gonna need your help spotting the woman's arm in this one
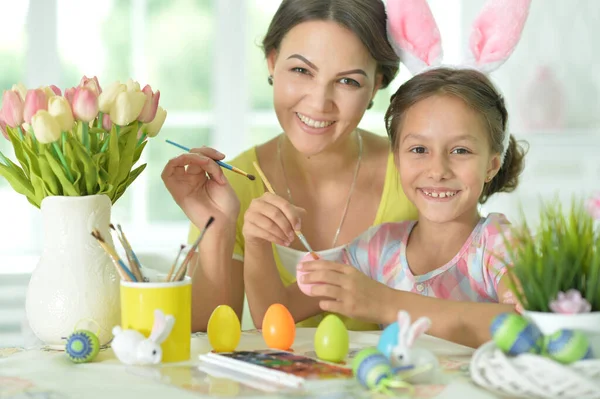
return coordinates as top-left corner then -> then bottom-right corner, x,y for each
187,223 -> 245,332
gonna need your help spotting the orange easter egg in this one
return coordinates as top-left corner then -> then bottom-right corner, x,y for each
262,303 -> 295,350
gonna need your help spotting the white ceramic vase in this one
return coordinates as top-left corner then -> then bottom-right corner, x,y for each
523,311 -> 600,357
25,194 -> 120,349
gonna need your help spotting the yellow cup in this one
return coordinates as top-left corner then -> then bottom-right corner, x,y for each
120,276 -> 191,363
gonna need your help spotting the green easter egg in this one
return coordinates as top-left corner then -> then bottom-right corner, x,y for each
490,313 -> 543,355
314,315 -> 349,363
66,330 -> 100,363
545,329 -> 593,364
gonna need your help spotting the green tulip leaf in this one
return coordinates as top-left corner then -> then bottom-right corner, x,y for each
44,149 -> 79,196
0,163 -> 36,201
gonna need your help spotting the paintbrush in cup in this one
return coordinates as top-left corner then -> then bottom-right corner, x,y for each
110,224 -> 144,282
165,244 -> 185,282
173,216 -> 215,282
91,229 -> 137,282
251,161 -> 319,260
165,139 -> 256,181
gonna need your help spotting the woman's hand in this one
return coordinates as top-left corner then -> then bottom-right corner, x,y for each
242,192 -> 306,247
162,147 -> 240,228
298,259 -> 394,324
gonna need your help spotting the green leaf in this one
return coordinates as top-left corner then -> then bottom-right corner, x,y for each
0,163 -> 37,203
6,128 -> 31,175
115,127 -> 137,187
71,138 -> 98,195
133,140 -> 147,165
63,140 -> 82,193
44,149 -> 79,196
37,154 -> 60,196
107,125 -> 120,186
113,163 -> 146,203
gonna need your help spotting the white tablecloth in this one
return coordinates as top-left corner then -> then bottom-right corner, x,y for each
0,329 -> 505,399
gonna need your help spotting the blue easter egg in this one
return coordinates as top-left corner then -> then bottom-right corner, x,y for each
377,322 -> 400,359
545,329 -> 593,364
490,313 -> 543,355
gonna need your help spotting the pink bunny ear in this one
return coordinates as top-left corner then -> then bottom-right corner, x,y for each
406,316 -> 432,348
466,0 -> 532,73
386,0 -> 443,75
149,309 -> 176,344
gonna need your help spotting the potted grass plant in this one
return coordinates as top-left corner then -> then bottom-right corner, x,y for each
0,77 -> 166,348
502,198 -> 600,355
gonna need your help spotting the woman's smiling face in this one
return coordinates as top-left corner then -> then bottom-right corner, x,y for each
268,20 -> 381,156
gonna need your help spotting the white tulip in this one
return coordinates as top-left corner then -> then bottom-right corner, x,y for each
98,81 -> 126,113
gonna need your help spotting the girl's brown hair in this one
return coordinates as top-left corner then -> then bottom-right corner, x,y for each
385,67 -> 526,204
262,0 -> 399,88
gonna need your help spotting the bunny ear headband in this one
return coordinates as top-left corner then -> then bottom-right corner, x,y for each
385,0 -> 532,164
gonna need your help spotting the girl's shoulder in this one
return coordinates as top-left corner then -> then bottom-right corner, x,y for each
479,213 -> 512,242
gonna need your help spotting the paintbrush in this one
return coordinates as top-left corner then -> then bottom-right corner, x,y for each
165,139 -> 256,181
252,161 -> 319,260
165,244 -> 185,282
174,216 -> 215,282
110,224 -> 144,282
91,229 -> 137,282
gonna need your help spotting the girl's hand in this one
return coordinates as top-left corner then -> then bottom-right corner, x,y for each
162,147 -> 240,228
298,260 -> 393,323
243,192 -> 306,247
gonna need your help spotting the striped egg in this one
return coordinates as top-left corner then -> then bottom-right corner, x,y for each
545,329 -> 593,364
352,348 -> 393,389
490,313 -> 543,355
66,330 -> 100,363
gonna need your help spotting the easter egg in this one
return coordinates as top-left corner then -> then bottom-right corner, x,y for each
314,314 -> 349,362
296,252 -> 321,296
545,329 -> 593,364
66,330 -> 100,363
490,313 -> 543,355
207,305 -> 241,352
377,322 -> 400,359
262,303 -> 295,350
352,348 -> 393,389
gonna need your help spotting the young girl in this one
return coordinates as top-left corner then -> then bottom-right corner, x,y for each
243,0 -> 531,348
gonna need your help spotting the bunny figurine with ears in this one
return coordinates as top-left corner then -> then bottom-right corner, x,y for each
111,309 -> 175,366
386,0 -> 531,164
390,311 -> 440,384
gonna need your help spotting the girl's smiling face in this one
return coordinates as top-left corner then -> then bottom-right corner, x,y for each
397,94 -> 501,224
267,20 -> 382,156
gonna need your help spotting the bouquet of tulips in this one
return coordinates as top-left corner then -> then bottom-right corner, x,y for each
0,76 -> 166,207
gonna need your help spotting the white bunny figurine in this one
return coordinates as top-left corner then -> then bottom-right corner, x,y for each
111,309 -> 175,365
390,310 -> 440,384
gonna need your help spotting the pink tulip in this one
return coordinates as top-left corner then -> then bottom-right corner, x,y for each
0,114 -> 8,140
1,89 -> 25,127
587,193 -> 600,220
72,86 -> 99,122
80,75 -> 102,95
64,87 -> 76,106
137,85 -> 160,123
23,89 -> 48,124
549,290 -> 592,314
102,112 -> 112,131
49,85 -> 62,96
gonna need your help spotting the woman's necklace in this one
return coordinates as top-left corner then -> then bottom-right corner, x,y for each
277,131 -> 363,249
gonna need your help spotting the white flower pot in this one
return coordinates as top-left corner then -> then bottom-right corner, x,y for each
25,195 -> 120,349
523,310 -> 600,357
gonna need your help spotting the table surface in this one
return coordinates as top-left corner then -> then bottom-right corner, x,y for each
0,328 -> 508,399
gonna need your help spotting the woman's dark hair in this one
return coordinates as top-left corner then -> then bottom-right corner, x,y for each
262,0 -> 399,88
384,67 -> 527,204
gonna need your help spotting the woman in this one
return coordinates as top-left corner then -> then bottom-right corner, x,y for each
162,0 -> 417,332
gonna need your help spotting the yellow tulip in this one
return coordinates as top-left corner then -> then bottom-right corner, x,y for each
109,91 -> 146,126
31,110 -> 61,144
143,106 -> 167,137
48,96 -> 74,132
98,81 -> 126,113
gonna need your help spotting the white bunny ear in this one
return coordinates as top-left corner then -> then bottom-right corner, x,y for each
386,0 -> 443,75
406,316 -> 432,348
464,0 -> 531,74
149,309 -> 176,344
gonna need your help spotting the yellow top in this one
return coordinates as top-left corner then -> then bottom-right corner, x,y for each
189,146 -> 418,330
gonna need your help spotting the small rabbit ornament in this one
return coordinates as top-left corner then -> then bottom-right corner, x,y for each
390,311 -> 440,384
112,309 -> 175,365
